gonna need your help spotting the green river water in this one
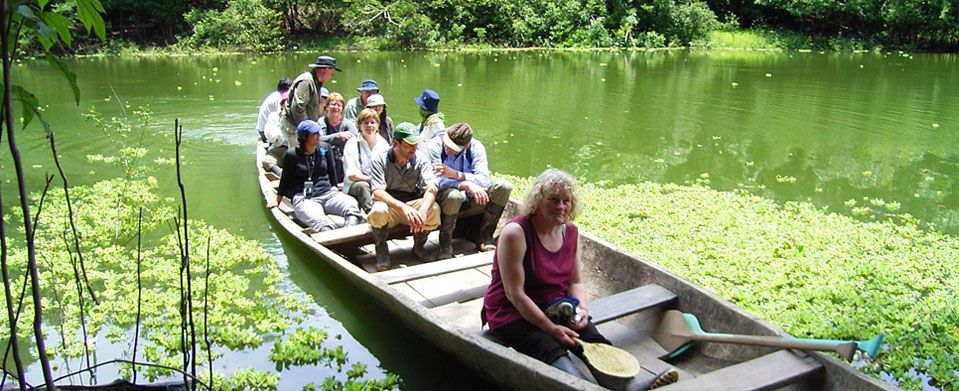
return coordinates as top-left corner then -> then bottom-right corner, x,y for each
4,50 -> 957,389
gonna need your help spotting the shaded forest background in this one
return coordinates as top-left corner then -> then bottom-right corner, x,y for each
33,0 -> 959,53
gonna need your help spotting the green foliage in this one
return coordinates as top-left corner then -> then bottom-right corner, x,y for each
504,174 -> 959,390
183,0 -> 286,52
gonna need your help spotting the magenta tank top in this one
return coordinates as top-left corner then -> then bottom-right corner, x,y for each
482,215 -> 578,331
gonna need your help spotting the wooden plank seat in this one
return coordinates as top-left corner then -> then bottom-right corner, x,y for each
655,350 -> 824,391
378,251 -> 494,284
590,284 -> 678,325
311,208 -> 485,247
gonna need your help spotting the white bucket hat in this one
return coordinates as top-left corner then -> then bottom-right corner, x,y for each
366,94 -> 387,107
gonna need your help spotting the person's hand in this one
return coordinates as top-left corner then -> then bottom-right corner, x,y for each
571,306 -> 589,331
462,182 -> 489,205
549,324 -> 579,347
403,204 -> 425,233
338,132 -> 354,141
432,162 -> 458,179
266,201 -> 278,209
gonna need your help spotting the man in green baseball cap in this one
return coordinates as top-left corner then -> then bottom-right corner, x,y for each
366,122 -> 440,271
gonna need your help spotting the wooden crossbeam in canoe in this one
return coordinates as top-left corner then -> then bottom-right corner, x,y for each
655,350 -> 823,391
590,284 -> 678,325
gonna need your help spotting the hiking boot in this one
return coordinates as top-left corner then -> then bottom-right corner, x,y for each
475,203 -> 505,251
437,213 -> 458,260
411,232 -> 432,261
372,227 -> 391,271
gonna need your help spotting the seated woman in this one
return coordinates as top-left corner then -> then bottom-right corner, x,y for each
343,108 -> 391,213
482,169 -> 677,390
365,93 -> 393,143
320,92 -> 358,185
268,120 -> 364,232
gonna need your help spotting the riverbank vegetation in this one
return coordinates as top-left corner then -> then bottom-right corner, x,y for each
503,175 -> 957,390
35,0 -> 958,54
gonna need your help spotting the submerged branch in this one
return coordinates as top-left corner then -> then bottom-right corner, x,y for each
174,119 -> 198,390
0,185 -> 26,389
133,207 -> 143,384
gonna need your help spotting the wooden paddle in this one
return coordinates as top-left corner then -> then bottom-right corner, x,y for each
573,337 -> 640,379
654,310 -> 884,362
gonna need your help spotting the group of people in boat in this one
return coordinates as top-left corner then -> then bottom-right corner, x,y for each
258,54 -> 512,273
257,54 -> 677,390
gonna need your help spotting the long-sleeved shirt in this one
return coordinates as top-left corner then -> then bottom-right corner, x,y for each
256,90 -> 282,134
277,143 -> 338,199
425,136 -> 491,190
342,134 -> 390,191
281,71 -> 324,149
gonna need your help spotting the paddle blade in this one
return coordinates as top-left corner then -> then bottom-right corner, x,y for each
858,334 -> 884,359
576,339 -> 641,378
653,310 -> 696,357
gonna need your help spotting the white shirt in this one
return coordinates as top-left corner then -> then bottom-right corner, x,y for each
256,91 -> 283,134
263,111 -> 282,144
343,134 -> 390,191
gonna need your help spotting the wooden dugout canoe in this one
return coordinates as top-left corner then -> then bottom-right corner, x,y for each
255,142 -> 895,390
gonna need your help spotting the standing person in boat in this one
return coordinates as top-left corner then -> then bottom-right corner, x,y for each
267,120 -> 364,232
261,89 -> 289,158
256,77 -> 291,143
319,92 -> 358,185
365,93 -> 393,143
265,54 -> 340,174
481,169 -> 677,390
368,122 -> 441,271
343,108 -> 390,213
426,123 -> 512,259
414,89 -> 446,147
343,79 -> 379,122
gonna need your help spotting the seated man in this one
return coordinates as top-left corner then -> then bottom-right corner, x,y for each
343,79 -> 379,122
368,123 -> 441,271
426,123 -> 512,259
256,77 -> 291,142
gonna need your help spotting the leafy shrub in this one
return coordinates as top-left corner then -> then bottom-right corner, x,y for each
183,0 -> 286,52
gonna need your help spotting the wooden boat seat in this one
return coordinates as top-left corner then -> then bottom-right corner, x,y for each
655,350 -> 823,391
377,251 -> 494,284
312,208 -> 485,247
590,284 -> 678,325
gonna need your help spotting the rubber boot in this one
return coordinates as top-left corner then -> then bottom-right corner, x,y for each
437,214 -> 458,260
372,227 -> 391,271
268,164 -> 283,177
475,203 -> 506,251
411,232 -> 431,261
344,214 -> 364,227
550,355 -> 586,379
616,368 -> 679,391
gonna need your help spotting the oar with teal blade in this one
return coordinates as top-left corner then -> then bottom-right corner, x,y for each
654,310 -> 884,362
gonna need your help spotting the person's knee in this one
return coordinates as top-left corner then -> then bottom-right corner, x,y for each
440,189 -> 466,214
489,179 -> 513,205
367,202 -> 390,228
424,203 -> 441,231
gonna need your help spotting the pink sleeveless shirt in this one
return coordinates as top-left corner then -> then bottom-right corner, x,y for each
482,215 -> 578,331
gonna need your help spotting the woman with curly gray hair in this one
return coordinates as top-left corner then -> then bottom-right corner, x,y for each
482,168 -> 676,390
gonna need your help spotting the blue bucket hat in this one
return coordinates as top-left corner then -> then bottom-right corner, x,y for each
357,80 -> 379,92
296,120 -> 325,138
414,89 -> 440,113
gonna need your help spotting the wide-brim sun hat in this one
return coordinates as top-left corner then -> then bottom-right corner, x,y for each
308,55 -> 342,71
414,89 -> 440,113
357,79 -> 379,92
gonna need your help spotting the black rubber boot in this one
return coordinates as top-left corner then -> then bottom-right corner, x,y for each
476,203 -> 506,251
411,232 -> 431,261
437,213 -> 458,259
372,227 -> 391,271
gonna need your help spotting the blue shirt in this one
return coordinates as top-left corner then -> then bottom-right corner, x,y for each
425,137 -> 491,190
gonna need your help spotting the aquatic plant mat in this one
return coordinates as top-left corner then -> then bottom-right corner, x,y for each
0,177 -> 399,390
503,175 -> 957,390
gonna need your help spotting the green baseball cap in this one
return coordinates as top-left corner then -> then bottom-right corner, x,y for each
393,122 -> 421,145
